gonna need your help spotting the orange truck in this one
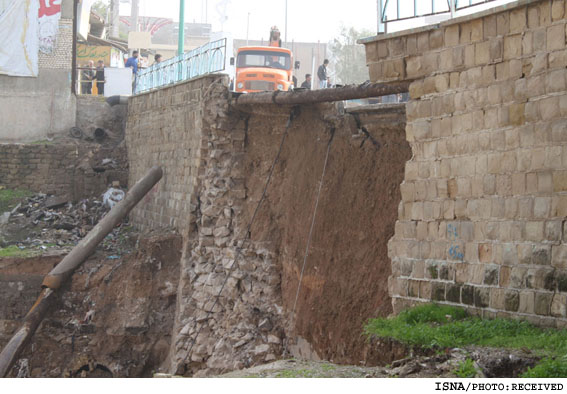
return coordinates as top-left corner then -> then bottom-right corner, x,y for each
234,27 -> 298,93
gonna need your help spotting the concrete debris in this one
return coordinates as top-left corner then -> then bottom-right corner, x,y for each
0,191 -> 133,255
44,196 -> 69,210
15,358 -> 29,378
0,212 -> 10,225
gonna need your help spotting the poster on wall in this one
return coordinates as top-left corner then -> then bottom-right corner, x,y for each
38,0 -> 62,54
0,0 -> 39,77
77,44 -> 112,66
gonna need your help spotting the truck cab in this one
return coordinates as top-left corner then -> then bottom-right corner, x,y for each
234,46 -> 294,92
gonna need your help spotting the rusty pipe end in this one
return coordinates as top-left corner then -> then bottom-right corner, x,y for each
42,274 -> 63,290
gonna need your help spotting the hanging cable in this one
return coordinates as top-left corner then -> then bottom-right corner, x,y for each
291,126 -> 336,318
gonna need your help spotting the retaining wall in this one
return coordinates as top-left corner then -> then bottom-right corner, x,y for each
0,143 -> 127,201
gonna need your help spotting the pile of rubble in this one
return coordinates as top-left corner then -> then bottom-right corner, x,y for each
0,190 -> 134,255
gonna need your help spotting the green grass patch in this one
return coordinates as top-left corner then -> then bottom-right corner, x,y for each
0,188 -> 32,213
275,369 -> 316,378
365,304 -> 567,355
365,303 -> 567,378
454,359 -> 477,378
320,363 -> 336,372
0,245 -> 40,258
521,357 -> 567,378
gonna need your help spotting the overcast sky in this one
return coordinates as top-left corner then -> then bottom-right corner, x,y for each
118,0 -> 517,43
120,0 -> 379,43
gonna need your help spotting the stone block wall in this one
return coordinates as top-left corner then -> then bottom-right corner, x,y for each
363,0 -> 567,326
0,144 -> 84,196
0,143 -> 127,201
125,76 -> 220,232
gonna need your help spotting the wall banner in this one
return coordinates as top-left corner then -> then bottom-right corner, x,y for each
0,0 -> 39,77
38,0 -> 62,54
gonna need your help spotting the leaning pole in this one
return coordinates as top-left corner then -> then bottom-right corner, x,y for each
0,166 -> 163,378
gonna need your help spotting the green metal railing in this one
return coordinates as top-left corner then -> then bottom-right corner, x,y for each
134,38 -> 227,95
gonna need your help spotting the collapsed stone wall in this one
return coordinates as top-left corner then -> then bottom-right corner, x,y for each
127,76 -> 286,376
126,75 -> 409,375
0,143 -> 127,202
363,0 -> 567,326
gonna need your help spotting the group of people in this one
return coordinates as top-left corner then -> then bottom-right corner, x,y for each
80,51 -> 163,95
299,59 -> 331,90
80,60 -> 105,95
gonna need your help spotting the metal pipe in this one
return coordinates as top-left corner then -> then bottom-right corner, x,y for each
106,95 -> 129,106
233,81 -> 410,106
0,166 -> 164,377
42,166 -> 163,290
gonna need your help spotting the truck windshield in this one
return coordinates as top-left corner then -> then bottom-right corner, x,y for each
237,50 -> 291,70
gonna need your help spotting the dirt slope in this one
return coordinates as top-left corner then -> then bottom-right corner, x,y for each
239,103 -> 410,364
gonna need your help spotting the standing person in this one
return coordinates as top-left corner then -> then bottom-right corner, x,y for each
125,50 -> 139,72
95,60 -> 105,96
81,61 -> 94,95
301,74 -> 312,89
125,50 -> 139,92
154,53 -> 162,64
317,59 -> 329,89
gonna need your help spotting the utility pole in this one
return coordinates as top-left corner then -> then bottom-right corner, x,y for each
246,12 -> 250,46
130,0 -> 139,33
110,0 -> 119,38
178,0 -> 185,55
284,0 -> 288,46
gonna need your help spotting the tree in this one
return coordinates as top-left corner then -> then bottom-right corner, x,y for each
92,0 -> 109,19
329,26 -> 374,85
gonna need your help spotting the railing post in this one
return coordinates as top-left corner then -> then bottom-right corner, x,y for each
178,0 -> 185,80
378,0 -> 385,34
